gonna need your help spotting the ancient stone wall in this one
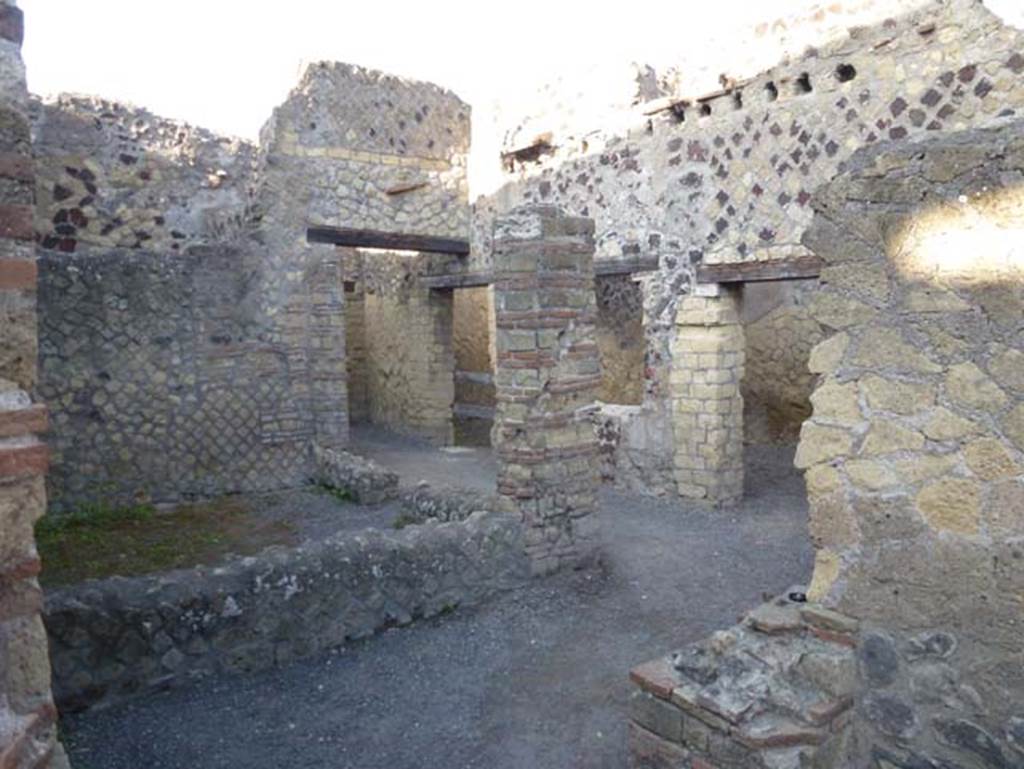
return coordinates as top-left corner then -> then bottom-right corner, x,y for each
245,61 -> 474,446
254,61 -> 471,266
45,509 -> 528,712
670,290 -> 746,504
794,119 -> 1024,768
32,58 -> 478,509
595,274 -> 644,405
492,206 -> 601,575
37,245 -> 318,511
313,443 -> 398,505
0,3 -> 62,766
344,279 -> 370,423
359,252 -> 455,444
628,592 -> 858,769
31,95 -> 255,255
741,280 -> 823,445
452,286 -> 496,443
479,0 -> 1024,495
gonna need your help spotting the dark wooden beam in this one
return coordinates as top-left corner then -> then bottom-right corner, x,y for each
421,271 -> 493,289
594,255 -> 660,277
307,226 -> 470,256
695,256 -> 824,284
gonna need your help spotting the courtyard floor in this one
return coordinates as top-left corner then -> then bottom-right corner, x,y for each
59,445 -> 812,769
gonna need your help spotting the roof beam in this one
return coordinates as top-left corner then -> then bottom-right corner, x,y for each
307,226 -> 470,256
695,256 -> 824,284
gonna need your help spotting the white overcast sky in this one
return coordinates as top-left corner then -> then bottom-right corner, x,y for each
18,0 -> 1024,192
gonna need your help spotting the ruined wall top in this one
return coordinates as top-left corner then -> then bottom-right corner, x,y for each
485,0 -> 1024,280
260,61 -> 470,163
253,60 -> 472,255
496,0 -> 943,156
31,94 -> 257,253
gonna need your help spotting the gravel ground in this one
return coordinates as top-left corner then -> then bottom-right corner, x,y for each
350,422 -> 498,493
61,445 -> 812,769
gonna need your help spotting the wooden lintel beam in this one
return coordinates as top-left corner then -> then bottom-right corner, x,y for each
307,226 -> 470,256
594,255 -> 660,277
695,255 -> 824,284
421,271 -> 493,290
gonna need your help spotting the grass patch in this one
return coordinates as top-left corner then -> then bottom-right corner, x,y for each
36,496 -> 299,588
313,482 -> 356,504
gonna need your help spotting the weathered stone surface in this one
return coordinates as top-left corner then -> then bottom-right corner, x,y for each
0,7 -> 61,764
804,464 -> 842,496
904,632 -> 957,661
806,549 -> 840,603
794,423 -> 853,469
628,722 -> 689,769
963,438 -> 1018,481
630,690 -> 685,743
945,362 -> 1008,413
809,292 -> 879,329
45,509 -> 529,711
922,407 -> 981,442
986,480 -> 1024,537
670,291 -> 745,504
808,333 -> 849,375
859,376 -> 934,416
492,206 -> 600,574
845,459 -> 898,491
859,633 -> 900,687
355,251 -> 457,445
934,718 -> 1014,768
314,444 -> 399,505
859,421 -> 925,456
38,247 -> 333,511
631,656 -> 682,700
795,117 -> 1024,769
810,379 -> 862,426
851,329 -> 941,375
401,482 -> 497,524
916,478 -> 981,535
892,454 -> 960,484
800,606 -> 859,635
1004,403 -> 1024,452
748,603 -> 802,634
862,693 -> 918,740
632,592 -> 858,769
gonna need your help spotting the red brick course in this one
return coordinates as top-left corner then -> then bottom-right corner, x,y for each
0,204 -> 34,241
0,443 -> 48,479
0,405 -> 47,438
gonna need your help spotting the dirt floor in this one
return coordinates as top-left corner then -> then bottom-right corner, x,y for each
59,444 -> 812,769
36,487 -> 404,588
350,422 -> 498,493
36,424 -> 465,587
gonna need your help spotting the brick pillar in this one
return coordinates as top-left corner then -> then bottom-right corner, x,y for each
0,3 -> 64,767
305,248 -> 349,449
492,206 -> 601,575
670,288 -> 745,504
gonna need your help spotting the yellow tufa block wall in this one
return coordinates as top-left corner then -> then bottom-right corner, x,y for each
670,292 -> 746,503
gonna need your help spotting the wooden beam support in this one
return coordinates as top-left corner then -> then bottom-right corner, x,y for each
307,226 -> 470,256
695,256 -> 824,284
421,256 -> 660,289
594,255 -> 660,277
421,271 -> 493,289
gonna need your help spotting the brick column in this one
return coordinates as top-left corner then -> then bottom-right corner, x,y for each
670,288 -> 745,504
305,248 -> 349,450
492,206 -> 601,576
0,3 -> 64,767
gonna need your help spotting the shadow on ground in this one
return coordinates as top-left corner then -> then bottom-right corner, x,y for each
61,445 -> 811,769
